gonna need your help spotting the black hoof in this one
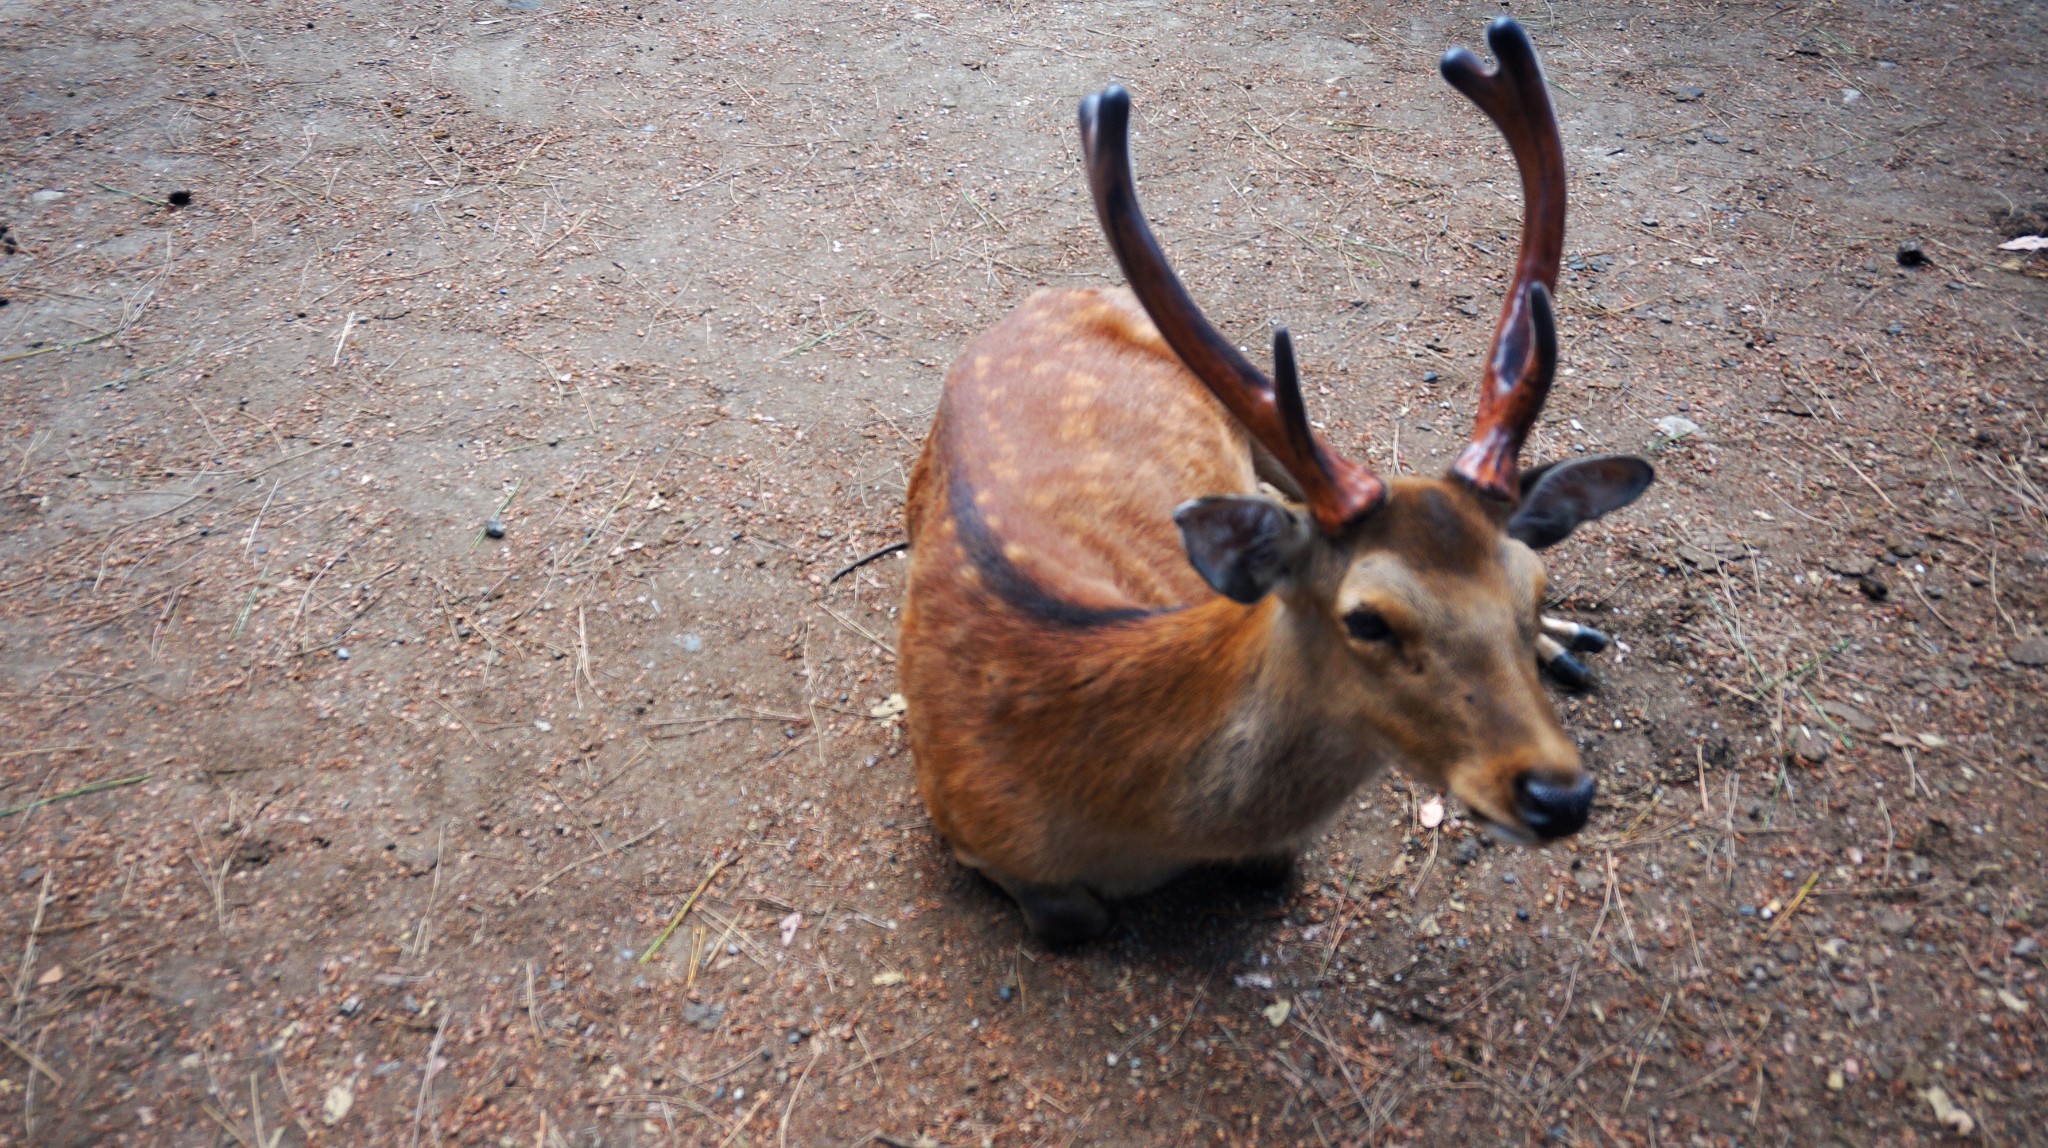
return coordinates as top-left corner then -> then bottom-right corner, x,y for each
1542,648 -> 1591,689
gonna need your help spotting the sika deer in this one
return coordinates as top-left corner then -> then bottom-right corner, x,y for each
898,18 -> 1653,942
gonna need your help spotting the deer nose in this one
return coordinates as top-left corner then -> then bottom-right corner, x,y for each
1514,771 -> 1595,839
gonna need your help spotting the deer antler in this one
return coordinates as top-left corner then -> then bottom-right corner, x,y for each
1441,17 -> 1567,504
1077,86 -> 1385,535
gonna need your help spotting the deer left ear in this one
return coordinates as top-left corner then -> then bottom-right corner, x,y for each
1508,455 -> 1655,549
1175,495 -> 1312,604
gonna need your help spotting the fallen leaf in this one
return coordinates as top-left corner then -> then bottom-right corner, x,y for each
779,911 -> 803,947
1418,795 -> 1445,829
35,965 -> 62,986
1233,972 -> 1274,990
1999,234 -> 2047,251
1997,988 -> 2029,1014
322,1080 -> 355,1126
1919,1085 -> 1974,1136
871,971 -> 905,986
869,694 -> 907,719
1262,999 -> 1292,1027
1915,731 -> 1948,748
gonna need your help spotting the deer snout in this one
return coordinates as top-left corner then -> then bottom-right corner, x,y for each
1513,770 -> 1595,840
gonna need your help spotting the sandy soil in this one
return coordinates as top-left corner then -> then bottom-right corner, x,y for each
0,1 -> 2044,1144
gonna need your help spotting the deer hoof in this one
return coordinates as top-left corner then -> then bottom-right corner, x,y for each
1536,633 -> 1593,689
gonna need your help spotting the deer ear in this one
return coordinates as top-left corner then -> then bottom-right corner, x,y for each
1174,495 -> 1312,603
1508,455 -> 1655,549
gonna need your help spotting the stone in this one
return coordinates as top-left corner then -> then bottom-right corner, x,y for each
682,1001 -> 726,1031
1823,554 -> 1874,577
1877,908 -> 1918,936
1791,727 -> 1832,764
1818,701 -> 1880,734
1655,414 -> 1700,441
1672,85 -> 1706,102
1677,529 -> 1744,572
2007,638 -> 2048,667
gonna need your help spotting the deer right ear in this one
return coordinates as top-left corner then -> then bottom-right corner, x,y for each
1174,495 -> 1312,604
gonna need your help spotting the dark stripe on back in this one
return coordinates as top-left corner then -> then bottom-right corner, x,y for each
949,470 -> 1157,629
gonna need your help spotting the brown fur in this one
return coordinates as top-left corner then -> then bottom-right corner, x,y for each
901,287 -> 1584,901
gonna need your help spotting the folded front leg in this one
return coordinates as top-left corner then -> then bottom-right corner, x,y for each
1537,616 -> 1611,688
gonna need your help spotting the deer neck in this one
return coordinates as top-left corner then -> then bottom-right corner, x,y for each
1151,590 -> 1391,851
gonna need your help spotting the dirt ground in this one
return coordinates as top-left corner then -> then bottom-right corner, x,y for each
1,0 -> 2044,1144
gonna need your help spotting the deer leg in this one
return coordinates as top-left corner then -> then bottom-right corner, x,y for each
984,871 -> 1114,946
1542,616 -> 1610,652
1229,848 -> 1300,890
1537,617 -> 1610,689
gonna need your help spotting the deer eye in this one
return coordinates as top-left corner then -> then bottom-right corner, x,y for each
1345,608 -> 1395,643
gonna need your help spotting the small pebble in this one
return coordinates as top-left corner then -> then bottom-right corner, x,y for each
167,190 -> 193,207
1515,908 -> 1530,922
1896,241 -> 1929,268
997,984 -> 1015,1002
1739,905 -> 1757,917
335,647 -> 350,660
484,518 -> 507,539
1422,371 -> 1439,383
1790,727 -> 1830,764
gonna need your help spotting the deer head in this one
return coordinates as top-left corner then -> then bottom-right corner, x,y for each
1076,19 -> 1653,841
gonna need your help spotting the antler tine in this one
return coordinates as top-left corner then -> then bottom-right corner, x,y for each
1441,17 -> 1568,503
1077,86 -> 1384,535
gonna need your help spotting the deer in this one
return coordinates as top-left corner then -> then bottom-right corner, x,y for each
896,18 -> 1654,943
